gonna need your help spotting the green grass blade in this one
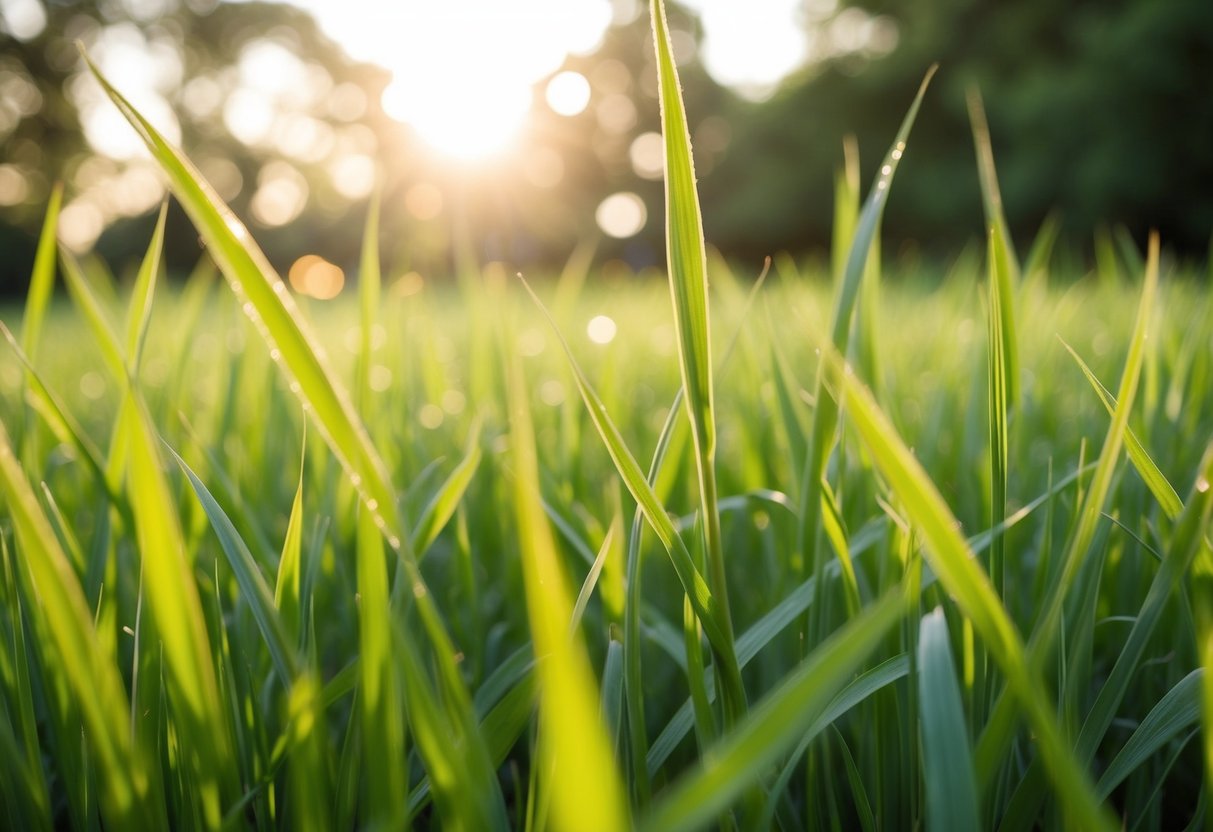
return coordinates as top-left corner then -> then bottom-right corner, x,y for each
168,444 -> 299,684
650,0 -> 742,727
639,589 -> 904,832
59,248 -> 126,384
968,86 -> 1020,405
0,421 -> 152,830
275,438 -> 306,648
82,48 -> 403,547
409,421 -> 482,558
20,182 -> 62,363
355,191 -> 380,412
1061,340 -> 1183,519
505,332 -> 630,832
1096,669 -> 1204,799
520,277 -> 746,723
124,201 -> 167,374
818,344 -> 1115,831
918,608 -> 980,832
975,233 -> 1161,789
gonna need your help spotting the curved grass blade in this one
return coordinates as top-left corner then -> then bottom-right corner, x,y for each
818,344 -> 1115,832
639,589 -> 904,832
1096,669 -> 1203,798
125,201 -> 167,374
354,190 -> 380,413
167,444 -> 299,684
275,436 -> 306,648
798,65 -> 936,645
1061,340 -> 1182,519
20,182 -> 62,362
409,420 -> 482,558
918,608 -> 980,832
81,48 -> 402,547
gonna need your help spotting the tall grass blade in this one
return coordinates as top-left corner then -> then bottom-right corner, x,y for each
124,201 -> 167,373
918,608 -> 980,832
650,0 -> 742,726
505,330 -> 630,832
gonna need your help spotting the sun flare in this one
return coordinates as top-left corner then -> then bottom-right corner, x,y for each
299,0 -> 612,160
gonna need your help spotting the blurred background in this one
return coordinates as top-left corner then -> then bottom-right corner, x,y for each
1,0 -> 1210,295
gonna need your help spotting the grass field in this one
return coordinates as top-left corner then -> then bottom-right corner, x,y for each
1,2 -> 1212,830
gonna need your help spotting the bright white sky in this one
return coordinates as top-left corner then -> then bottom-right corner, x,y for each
287,0 -> 814,158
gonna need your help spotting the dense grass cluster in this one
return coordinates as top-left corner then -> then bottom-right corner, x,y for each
2,2 -> 1212,829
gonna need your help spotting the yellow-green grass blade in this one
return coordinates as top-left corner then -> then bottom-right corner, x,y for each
409,419 -> 482,558
275,438 -> 306,648
59,248 -> 126,385
355,506 -> 406,828
1188,446 -> 1213,807
506,336 -> 630,832
987,225 -> 1011,598
82,48 -> 402,547
975,233 -> 1160,789
638,589 -> 904,832
20,182 -> 62,364
520,277 -> 746,723
1061,340 -> 1183,519
168,444 -> 299,684
918,608 -> 980,832
571,526 -> 615,636
354,190 -> 380,413
124,201 -> 167,374
0,322 -> 119,508
818,345 -> 1115,832
968,86 -> 1020,405
0,421 -> 154,830
283,674 -> 332,832
123,396 -> 236,828
650,0 -> 741,726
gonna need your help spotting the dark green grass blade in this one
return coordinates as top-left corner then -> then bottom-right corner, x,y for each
639,590 -> 904,832
918,608 -> 980,832
818,344 -> 1115,832
1096,669 -> 1204,798
168,445 -> 299,683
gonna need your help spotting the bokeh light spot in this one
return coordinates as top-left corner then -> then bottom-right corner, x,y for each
595,192 -> 646,238
288,254 -> 346,300
546,70 -> 591,116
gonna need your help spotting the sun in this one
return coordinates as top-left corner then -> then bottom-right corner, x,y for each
297,0 -> 613,161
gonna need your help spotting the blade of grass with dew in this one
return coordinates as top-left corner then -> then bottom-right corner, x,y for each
638,588 -> 904,832
81,49 -> 402,548
520,277 -> 746,733
0,420 -> 155,830
968,86 -> 1020,405
167,444 -> 299,684
1061,340 -> 1182,519
817,344 -> 1115,832
974,233 -> 1160,791
650,0 -> 742,727
797,65 -> 936,642
505,332 -> 630,832
1095,668 -> 1204,799
917,607 -> 980,832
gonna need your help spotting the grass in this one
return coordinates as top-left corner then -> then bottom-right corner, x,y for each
1,1 -> 1211,828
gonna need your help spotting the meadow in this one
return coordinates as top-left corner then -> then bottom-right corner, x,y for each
1,2 -> 1212,830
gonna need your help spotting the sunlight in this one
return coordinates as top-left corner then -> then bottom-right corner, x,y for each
299,0 -> 612,160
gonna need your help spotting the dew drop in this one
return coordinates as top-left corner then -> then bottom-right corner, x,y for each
1197,476 -> 1210,494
